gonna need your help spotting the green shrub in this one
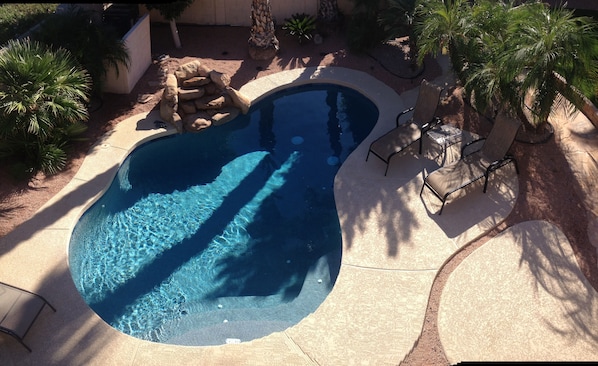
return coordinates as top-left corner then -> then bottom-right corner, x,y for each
346,0 -> 389,53
0,39 -> 91,177
32,7 -> 129,97
0,3 -> 58,45
283,13 -> 317,44
347,12 -> 388,53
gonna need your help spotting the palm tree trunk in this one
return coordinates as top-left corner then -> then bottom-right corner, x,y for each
318,0 -> 339,22
553,72 -> 598,130
169,19 -> 182,49
248,0 -> 279,60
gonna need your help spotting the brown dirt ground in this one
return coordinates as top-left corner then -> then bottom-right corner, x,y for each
1,24 -> 596,365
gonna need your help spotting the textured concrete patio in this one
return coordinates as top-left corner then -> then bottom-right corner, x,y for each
3,65 -> 593,365
439,220 -> 598,362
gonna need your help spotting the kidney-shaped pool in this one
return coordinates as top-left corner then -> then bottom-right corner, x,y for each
69,83 -> 378,346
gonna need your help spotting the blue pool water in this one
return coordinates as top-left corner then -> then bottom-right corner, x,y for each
69,83 -> 378,345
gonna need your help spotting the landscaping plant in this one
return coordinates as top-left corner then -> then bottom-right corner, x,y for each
282,13 -> 317,44
0,3 -> 58,45
414,0 -> 598,133
32,7 -> 129,97
0,39 -> 91,177
145,1 -> 194,49
347,0 -> 390,53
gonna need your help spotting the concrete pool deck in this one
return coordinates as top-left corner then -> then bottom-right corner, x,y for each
0,65 -> 596,364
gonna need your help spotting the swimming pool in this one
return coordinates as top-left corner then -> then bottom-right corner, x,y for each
69,83 -> 378,345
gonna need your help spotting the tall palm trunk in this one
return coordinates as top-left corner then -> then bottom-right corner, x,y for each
169,19 -> 182,49
248,0 -> 279,60
318,0 -> 339,22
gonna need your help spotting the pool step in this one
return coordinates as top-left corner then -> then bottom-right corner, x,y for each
159,255 -> 336,345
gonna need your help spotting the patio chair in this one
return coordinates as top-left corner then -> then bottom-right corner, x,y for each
0,281 -> 56,352
420,112 -> 521,215
366,79 -> 444,175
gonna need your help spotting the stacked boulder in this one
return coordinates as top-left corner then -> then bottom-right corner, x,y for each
159,60 -> 251,133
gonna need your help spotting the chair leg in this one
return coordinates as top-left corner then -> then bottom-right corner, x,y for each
438,201 -> 446,215
17,338 -> 32,353
482,172 -> 489,193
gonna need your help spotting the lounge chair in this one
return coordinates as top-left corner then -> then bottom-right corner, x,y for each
366,79 -> 444,175
420,112 -> 521,215
0,281 -> 56,352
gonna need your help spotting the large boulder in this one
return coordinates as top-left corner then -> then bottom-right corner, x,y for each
182,76 -> 211,87
178,87 -> 205,101
210,107 -> 240,126
163,74 -> 178,103
226,87 -> 251,114
159,96 -> 176,122
179,100 -> 197,115
194,94 -> 230,110
196,63 -> 212,77
159,74 -> 180,127
203,82 -> 219,96
171,112 -> 183,133
183,111 -> 212,132
209,70 -> 231,90
175,60 -> 203,80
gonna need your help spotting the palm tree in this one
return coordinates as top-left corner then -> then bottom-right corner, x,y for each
0,39 -> 91,176
248,0 -> 279,60
459,0 -> 516,117
318,0 -> 340,22
414,0 -> 472,80
145,1 -> 194,49
416,0 -> 598,132
506,2 -> 598,130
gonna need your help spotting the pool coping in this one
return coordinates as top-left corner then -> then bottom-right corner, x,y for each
0,66 -> 520,365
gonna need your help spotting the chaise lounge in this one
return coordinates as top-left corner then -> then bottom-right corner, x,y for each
420,111 -> 521,215
0,281 -> 56,352
366,79 -> 444,175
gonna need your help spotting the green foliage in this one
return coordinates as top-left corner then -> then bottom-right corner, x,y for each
379,0 -> 417,38
283,13 -> 317,44
0,3 -> 58,45
32,7 -> 130,97
414,0 -> 598,130
145,1 -> 194,20
347,0 -> 389,53
0,39 -> 91,176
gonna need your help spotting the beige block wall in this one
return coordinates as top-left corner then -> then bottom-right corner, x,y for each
102,14 -> 152,95
139,0 -> 354,27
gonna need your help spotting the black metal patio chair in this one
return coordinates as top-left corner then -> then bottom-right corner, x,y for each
420,111 -> 521,215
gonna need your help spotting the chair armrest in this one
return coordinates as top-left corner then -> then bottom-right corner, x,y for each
486,154 -> 514,173
461,138 -> 486,158
396,107 -> 415,126
421,116 -> 442,133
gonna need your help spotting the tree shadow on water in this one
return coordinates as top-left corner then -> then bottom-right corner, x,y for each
206,184 -> 342,302
89,152 -> 284,322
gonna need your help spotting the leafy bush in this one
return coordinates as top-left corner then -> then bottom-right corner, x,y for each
0,3 -> 58,45
346,0 -> 389,53
283,13 -> 317,44
347,12 -> 388,53
0,39 -> 91,177
32,7 -> 129,97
